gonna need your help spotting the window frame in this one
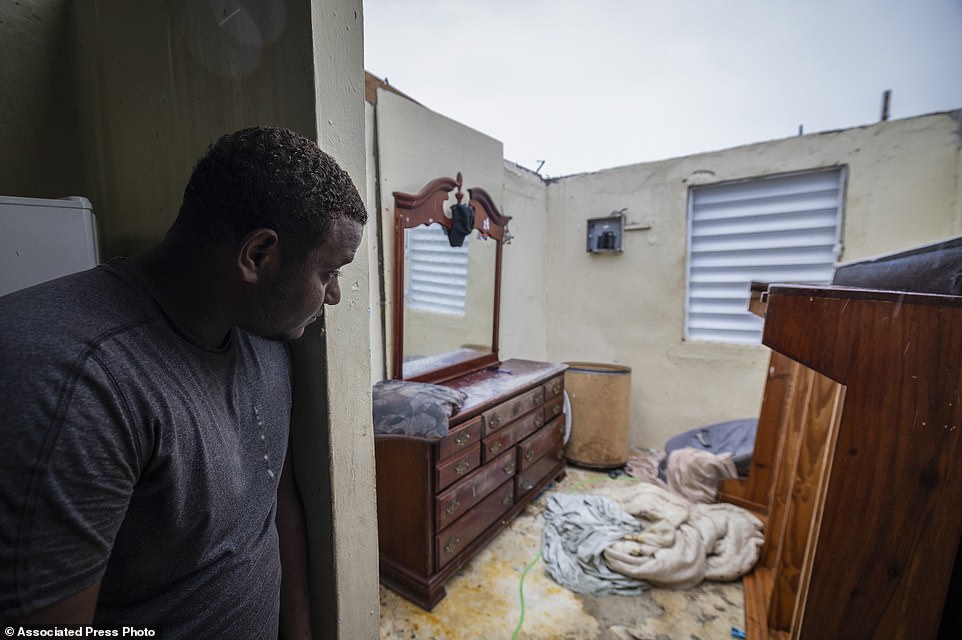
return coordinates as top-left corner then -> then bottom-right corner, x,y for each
684,167 -> 847,344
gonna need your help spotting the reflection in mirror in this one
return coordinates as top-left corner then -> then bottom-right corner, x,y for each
402,222 -> 497,379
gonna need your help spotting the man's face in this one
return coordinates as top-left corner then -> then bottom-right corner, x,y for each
247,217 -> 364,342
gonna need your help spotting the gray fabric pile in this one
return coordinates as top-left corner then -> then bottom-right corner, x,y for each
541,493 -> 649,596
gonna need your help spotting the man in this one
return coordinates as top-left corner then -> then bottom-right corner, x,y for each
0,126 -> 367,639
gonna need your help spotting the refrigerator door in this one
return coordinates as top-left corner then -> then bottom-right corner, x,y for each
0,195 -> 100,297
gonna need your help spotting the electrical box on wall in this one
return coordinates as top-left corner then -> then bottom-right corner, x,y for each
586,214 -> 624,253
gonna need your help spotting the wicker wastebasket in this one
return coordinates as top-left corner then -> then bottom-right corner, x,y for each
563,362 -> 631,469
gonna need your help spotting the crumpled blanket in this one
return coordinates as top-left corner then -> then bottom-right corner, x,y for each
625,447 -> 739,504
371,379 -> 467,438
542,482 -> 763,594
598,481 -> 764,588
664,448 -> 738,504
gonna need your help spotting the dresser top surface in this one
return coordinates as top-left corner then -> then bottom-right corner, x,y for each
444,359 -> 567,421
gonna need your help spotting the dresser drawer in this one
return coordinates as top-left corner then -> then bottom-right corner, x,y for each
543,375 -> 564,421
435,449 -> 516,531
545,375 -> 564,400
517,415 -> 565,472
481,408 -> 544,462
435,443 -> 480,491
438,416 -> 482,461
483,385 -> 546,434
436,479 -> 515,569
515,442 -> 564,497
544,394 -> 564,423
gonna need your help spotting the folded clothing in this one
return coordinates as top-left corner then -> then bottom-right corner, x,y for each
372,379 -> 468,438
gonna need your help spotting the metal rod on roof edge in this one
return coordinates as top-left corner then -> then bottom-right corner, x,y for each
881,89 -> 891,122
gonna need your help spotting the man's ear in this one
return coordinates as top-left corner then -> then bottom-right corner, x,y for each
237,228 -> 280,283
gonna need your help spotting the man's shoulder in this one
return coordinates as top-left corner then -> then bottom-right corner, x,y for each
2,261 -> 142,318
0,263 -> 153,360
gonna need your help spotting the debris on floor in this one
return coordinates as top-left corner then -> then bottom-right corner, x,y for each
379,467 -> 745,640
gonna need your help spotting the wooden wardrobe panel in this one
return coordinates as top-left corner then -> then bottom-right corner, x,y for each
719,351 -> 799,513
730,285 -> 962,639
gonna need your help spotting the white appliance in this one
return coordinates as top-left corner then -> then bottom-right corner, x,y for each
0,195 -> 100,297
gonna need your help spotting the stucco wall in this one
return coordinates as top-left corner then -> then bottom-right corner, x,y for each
369,99 -> 961,451
500,161 -> 550,362
372,89 -> 504,379
544,111 -> 962,449
306,1 -> 378,637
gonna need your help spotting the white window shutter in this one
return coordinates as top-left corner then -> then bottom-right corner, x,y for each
405,225 -> 469,316
686,169 -> 844,344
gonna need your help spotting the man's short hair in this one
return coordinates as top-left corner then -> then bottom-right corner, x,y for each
172,126 -> 367,257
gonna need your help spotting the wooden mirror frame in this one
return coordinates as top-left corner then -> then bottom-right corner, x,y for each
391,173 -> 511,383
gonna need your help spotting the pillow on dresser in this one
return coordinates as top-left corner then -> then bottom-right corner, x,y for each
372,379 -> 468,438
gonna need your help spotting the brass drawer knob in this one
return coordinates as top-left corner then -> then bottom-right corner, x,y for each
455,432 -> 470,447
500,494 -> 512,507
455,460 -> 470,476
524,449 -> 534,461
503,462 -> 515,475
551,381 -> 562,395
444,537 -> 461,555
522,482 -> 533,491
552,403 -> 562,416
534,414 -> 544,427
533,394 -> 544,406
446,499 -> 460,515
488,414 -> 501,429
488,441 -> 503,455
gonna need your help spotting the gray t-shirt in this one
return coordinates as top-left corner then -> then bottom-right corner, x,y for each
0,261 -> 292,639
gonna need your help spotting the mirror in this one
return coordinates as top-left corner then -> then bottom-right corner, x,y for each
391,174 -> 510,382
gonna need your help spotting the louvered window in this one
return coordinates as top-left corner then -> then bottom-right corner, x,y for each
685,168 -> 844,344
405,225 -> 469,315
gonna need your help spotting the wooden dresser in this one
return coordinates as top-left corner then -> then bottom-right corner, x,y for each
720,283 -> 962,639
375,359 -> 567,609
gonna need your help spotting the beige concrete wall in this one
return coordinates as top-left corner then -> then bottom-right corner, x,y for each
500,161 -> 550,362
307,1 -> 378,637
373,89 -> 504,378
370,100 -> 960,453
544,111 -> 962,450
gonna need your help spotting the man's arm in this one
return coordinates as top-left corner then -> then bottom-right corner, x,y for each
8,580 -> 101,625
276,448 -> 312,640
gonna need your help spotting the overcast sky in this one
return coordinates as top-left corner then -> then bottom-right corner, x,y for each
363,0 -> 962,177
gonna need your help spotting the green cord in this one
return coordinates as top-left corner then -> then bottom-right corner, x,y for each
511,471 -> 630,637
511,551 -> 543,640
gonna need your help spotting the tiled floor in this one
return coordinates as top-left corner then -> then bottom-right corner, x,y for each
379,467 -> 746,640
